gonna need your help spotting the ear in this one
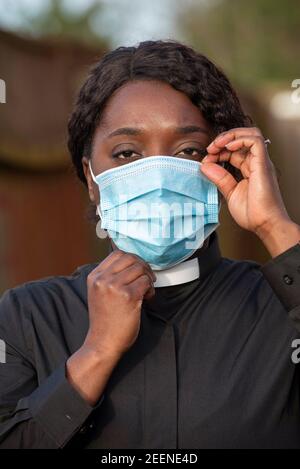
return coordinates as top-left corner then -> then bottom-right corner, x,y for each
82,156 -> 99,204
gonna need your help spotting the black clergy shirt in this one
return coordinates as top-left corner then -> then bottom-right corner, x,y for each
1,231 -> 300,449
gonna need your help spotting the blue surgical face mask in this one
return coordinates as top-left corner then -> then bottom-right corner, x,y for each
89,155 -> 221,271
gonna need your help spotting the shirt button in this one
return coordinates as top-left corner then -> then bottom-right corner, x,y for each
283,274 -> 293,285
79,425 -> 88,434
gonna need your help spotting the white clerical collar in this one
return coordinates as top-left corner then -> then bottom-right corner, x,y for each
153,257 -> 200,288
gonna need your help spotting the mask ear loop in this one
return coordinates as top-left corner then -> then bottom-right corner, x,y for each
88,159 -> 98,184
199,159 -> 224,210
89,160 -> 108,239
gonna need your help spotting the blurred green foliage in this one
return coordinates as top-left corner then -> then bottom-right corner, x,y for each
1,0 -> 298,86
176,0 -> 300,87
4,0 -> 108,47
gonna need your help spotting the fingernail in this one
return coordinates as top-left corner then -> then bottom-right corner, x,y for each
215,134 -> 226,142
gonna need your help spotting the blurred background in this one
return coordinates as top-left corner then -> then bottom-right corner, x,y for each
0,0 -> 299,294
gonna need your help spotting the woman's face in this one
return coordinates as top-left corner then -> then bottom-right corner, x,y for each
82,79 -> 213,205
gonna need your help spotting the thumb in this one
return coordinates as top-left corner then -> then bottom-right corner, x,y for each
201,162 -> 237,202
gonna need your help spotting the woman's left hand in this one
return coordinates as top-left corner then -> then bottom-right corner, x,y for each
201,127 -> 300,257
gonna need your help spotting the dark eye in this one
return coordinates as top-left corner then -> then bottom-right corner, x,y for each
112,150 -> 139,159
176,147 -> 207,158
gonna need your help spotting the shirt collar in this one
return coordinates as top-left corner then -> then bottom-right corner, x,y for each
143,231 -> 222,321
153,231 -> 221,288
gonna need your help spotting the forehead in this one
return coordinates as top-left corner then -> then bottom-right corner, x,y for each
99,80 -> 208,130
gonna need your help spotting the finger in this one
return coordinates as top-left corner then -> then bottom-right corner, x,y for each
105,252 -> 156,282
202,149 -> 231,163
144,286 -> 156,301
204,134 -> 267,177
207,128 -> 262,154
203,147 -> 251,178
128,274 -> 155,300
89,249 -> 124,275
200,163 -> 238,202
224,135 -> 268,164
116,263 -> 156,285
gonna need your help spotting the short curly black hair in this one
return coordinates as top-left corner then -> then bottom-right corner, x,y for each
68,39 -> 253,184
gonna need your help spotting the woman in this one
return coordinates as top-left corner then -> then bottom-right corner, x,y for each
1,40 -> 300,449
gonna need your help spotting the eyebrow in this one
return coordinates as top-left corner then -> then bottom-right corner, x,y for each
107,125 -> 209,139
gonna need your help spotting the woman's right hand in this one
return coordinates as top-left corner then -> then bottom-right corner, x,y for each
83,250 -> 156,359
